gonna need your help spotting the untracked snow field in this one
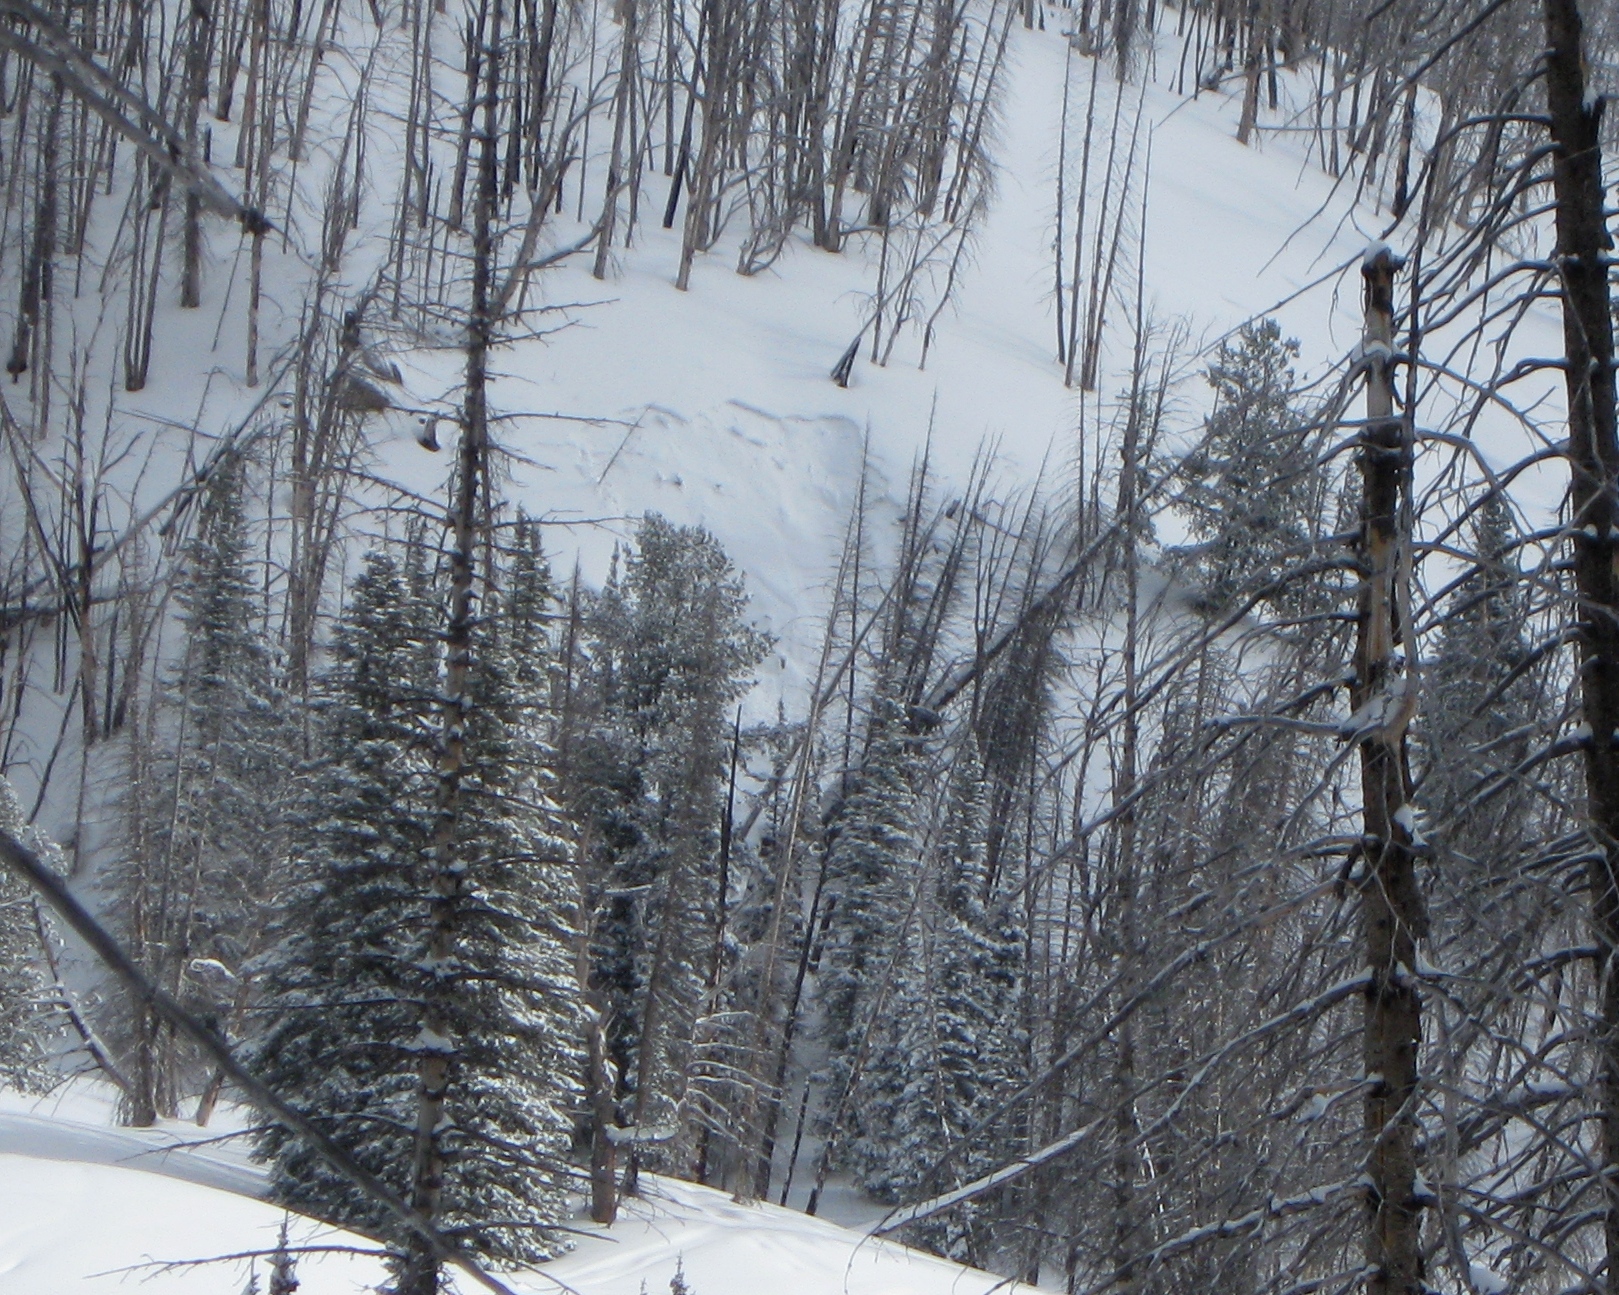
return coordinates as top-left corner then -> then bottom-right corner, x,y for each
0,1085 -> 1046,1294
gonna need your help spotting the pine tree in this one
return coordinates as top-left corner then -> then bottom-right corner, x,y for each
1421,492 -> 1545,952
1423,494 -> 1535,840
855,738 -> 1024,1263
814,685 -> 923,1188
252,550 -> 436,1232
819,692 -> 919,1060
253,544 -> 580,1265
571,514 -> 770,1153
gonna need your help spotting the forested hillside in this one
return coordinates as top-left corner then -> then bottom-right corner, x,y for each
2,0 -> 1619,1293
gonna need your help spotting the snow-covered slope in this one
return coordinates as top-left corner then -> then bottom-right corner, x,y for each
1,1155 -> 386,1294
0,1086 -> 1046,1294
2,6 -> 1568,809
359,13 -> 1564,703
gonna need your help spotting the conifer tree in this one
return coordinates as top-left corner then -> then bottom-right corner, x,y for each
572,514 -> 770,1152
1423,494 -> 1536,844
1178,319 -> 1320,613
815,686 -> 922,1171
253,544 -> 580,1265
253,550 -> 436,1230
0,776 -> 54,1092
110,455 -> 290,1124
857,738 -> 1024,1263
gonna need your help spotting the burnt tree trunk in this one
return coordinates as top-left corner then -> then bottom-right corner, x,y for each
1544,1 -> 1619,1287
1355,246 -> 1425,1295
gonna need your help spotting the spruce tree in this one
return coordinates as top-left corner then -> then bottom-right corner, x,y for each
813,685 -> 923,1191
1177,319 -> 1319,613
253,544 -> 579,1265
572,514 -> 770,1152
855,738 -> 1024,1263
818,691 -> 920,1063
1424,494 -> 1535,837
253,550 -> 436,1232
1422,494 -> 1544,921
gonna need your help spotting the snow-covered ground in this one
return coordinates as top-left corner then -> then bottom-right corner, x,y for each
356,10 -> 1569,709
0,1082 -> 1046,1294
3,4 -> 1571,831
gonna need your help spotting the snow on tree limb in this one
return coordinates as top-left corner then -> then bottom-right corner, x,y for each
0,822 -> 568,1295
870,1116 -> 1107,1235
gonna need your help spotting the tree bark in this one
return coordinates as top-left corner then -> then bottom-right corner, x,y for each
1544,3 -> 1619,1289
1355,245 -> 1425,1295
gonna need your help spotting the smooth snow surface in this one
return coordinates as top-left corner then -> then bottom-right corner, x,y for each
0,1085 -> 1048,1293
544,1176 -> 1047,1295
0,1154 -> 386,1294
0,1082 -> 264,1197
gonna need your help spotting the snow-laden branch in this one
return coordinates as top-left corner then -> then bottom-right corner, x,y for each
0,824 -> 574,1295
876,972 -> 1372,1236
870,1116 -> 1106,1235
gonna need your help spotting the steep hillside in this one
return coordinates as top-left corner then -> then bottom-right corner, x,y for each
2,2 -> 1610,1292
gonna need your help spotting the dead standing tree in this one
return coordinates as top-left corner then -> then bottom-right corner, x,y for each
1543,0 -> 1619,1288
1352,246 -> 1426,1295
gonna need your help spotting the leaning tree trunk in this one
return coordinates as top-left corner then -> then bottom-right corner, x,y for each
1544,1 -> 1619,1288
1355,245 -> 1426,1295
398,0 -> 503,1288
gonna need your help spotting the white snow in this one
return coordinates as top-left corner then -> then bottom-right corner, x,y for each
0,1083 -> 1049,1293
547,1176 -> 1047,1295
1361,240 -> 1401,269
0,1153 -> 388,1294
1392,803 -> 1427,847
406,1025 -> 458,1053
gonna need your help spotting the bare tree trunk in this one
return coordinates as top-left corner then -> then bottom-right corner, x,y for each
585,1001 -> 620,1223
593,0 -> 639,279
1389,81 -> 1416,220
180,0 -> 211,309
1544,4 -> 1619,1290
1355,246 -> 1425,1295
1234,0 -> 1261,145
243,0 -> 269,386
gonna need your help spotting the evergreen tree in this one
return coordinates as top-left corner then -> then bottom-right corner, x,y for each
818,692 -> 921,1063
0,776 -> 55,1092
855,738 -> 1024,1264
1422,494 -> 1542,885
253,550 -> 437,1232
1177,319 -> 1320,613
109,455 -> 291,1124
571,514 -> 770,1151
253,543 -> 580,1265
813,685 -> 924,1191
